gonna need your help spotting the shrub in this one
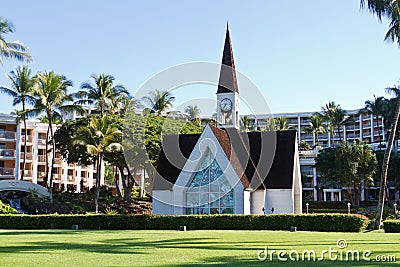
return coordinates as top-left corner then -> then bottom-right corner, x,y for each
383,220 -> 400,233
0,214 -> 367,232
0,200 -> 19,214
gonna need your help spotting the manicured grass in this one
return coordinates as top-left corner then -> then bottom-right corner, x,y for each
0,230 -> 399,266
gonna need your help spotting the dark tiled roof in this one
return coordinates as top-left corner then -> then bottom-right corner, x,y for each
152,134 -> 200,190
153,126 -> 297,190
217,25 -> 239,94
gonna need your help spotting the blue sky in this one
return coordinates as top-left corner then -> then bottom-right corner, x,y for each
1,0 -> 400,116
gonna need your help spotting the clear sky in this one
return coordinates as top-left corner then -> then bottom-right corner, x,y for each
1,0 -> 400,116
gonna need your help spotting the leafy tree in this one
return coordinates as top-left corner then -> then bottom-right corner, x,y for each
0,17 -> 32,64
74,74 -> 130,117
316,141 -> 377,208
31,71 -> 80,202
73,116 -> 122,213
142,89 -> 175,116
0,66 -> 34,180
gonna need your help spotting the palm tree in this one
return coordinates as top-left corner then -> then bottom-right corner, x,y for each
322,101 -> 339,147
362,95 -> 387,148
274,116 -> 292,130
304,113 -> 326,147
142,89 -> 175,116
74,116 -> 122,213
0,66 -> 34,180
75,74 -> 130,117
184,105 -> 201,121
0,17 -> 32,64
240,115 -> 254,132
361,1 -> 400,228
333,106 -> 350,143
32,71 -> 80,202
374,86 -> 400,229
360,1 -> 400,45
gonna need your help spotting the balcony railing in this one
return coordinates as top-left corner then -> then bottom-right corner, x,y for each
37,171 -> 46,178
37,138 -> 47,145
20,135 -> 33,142
20,169 -> 33,177
0,149 -> 15,157
38,155 -> 46,162
0,131 -> 16,140
20,152 -> 33,160
54,158 -> 63,164
0,167 -> 15,176
301,134 -> 314,140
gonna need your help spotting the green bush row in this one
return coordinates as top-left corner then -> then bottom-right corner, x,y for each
383,220 -> 400,233
0,214 -> 367,232
306,209 -> 354,214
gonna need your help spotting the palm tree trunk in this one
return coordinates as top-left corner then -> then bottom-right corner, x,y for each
377,115 -> 383,149
95,155 -> 102,213
44,126 -> 49,186
48,113 -> 55,204
21,101 -> 27,181
114,166 -> 122,198
374,96 -> 400,229
337,125 -> 342,143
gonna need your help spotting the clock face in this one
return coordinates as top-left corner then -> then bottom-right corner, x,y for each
220,98 -> 232,112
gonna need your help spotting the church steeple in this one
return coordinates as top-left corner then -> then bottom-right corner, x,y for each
217,23 -> 239,94
216,23 -> 240,130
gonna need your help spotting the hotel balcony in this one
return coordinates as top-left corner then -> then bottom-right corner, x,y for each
0,149 -> 15,159
37,171 -> 46,182
38,155 -> 46,163
20,152 -> 33,161
0,167 -> 15,178
20,169 -> 33,178
37,138 -> 47,147
20,135 -> 34,143
53,158 -> 63,165
53,173 -> 62,182
0,131 -> 16,141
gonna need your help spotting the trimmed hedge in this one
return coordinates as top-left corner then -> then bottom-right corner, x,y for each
384,220 -> 400,233
0,214 -> 367,232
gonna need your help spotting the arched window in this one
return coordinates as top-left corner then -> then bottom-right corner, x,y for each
186,150 -> 234,214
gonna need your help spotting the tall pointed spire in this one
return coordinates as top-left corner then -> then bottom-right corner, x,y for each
217,23 -> 239,94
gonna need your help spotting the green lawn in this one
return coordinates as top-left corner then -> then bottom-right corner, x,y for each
0,230 -> 399,266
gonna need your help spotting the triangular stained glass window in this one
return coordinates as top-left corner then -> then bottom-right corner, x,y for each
186,150 -> 234,214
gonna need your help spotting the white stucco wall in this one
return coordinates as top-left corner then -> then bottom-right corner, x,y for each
251,189 -> 265,214
264,189 -> 293,214
243,190 -> 251,214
